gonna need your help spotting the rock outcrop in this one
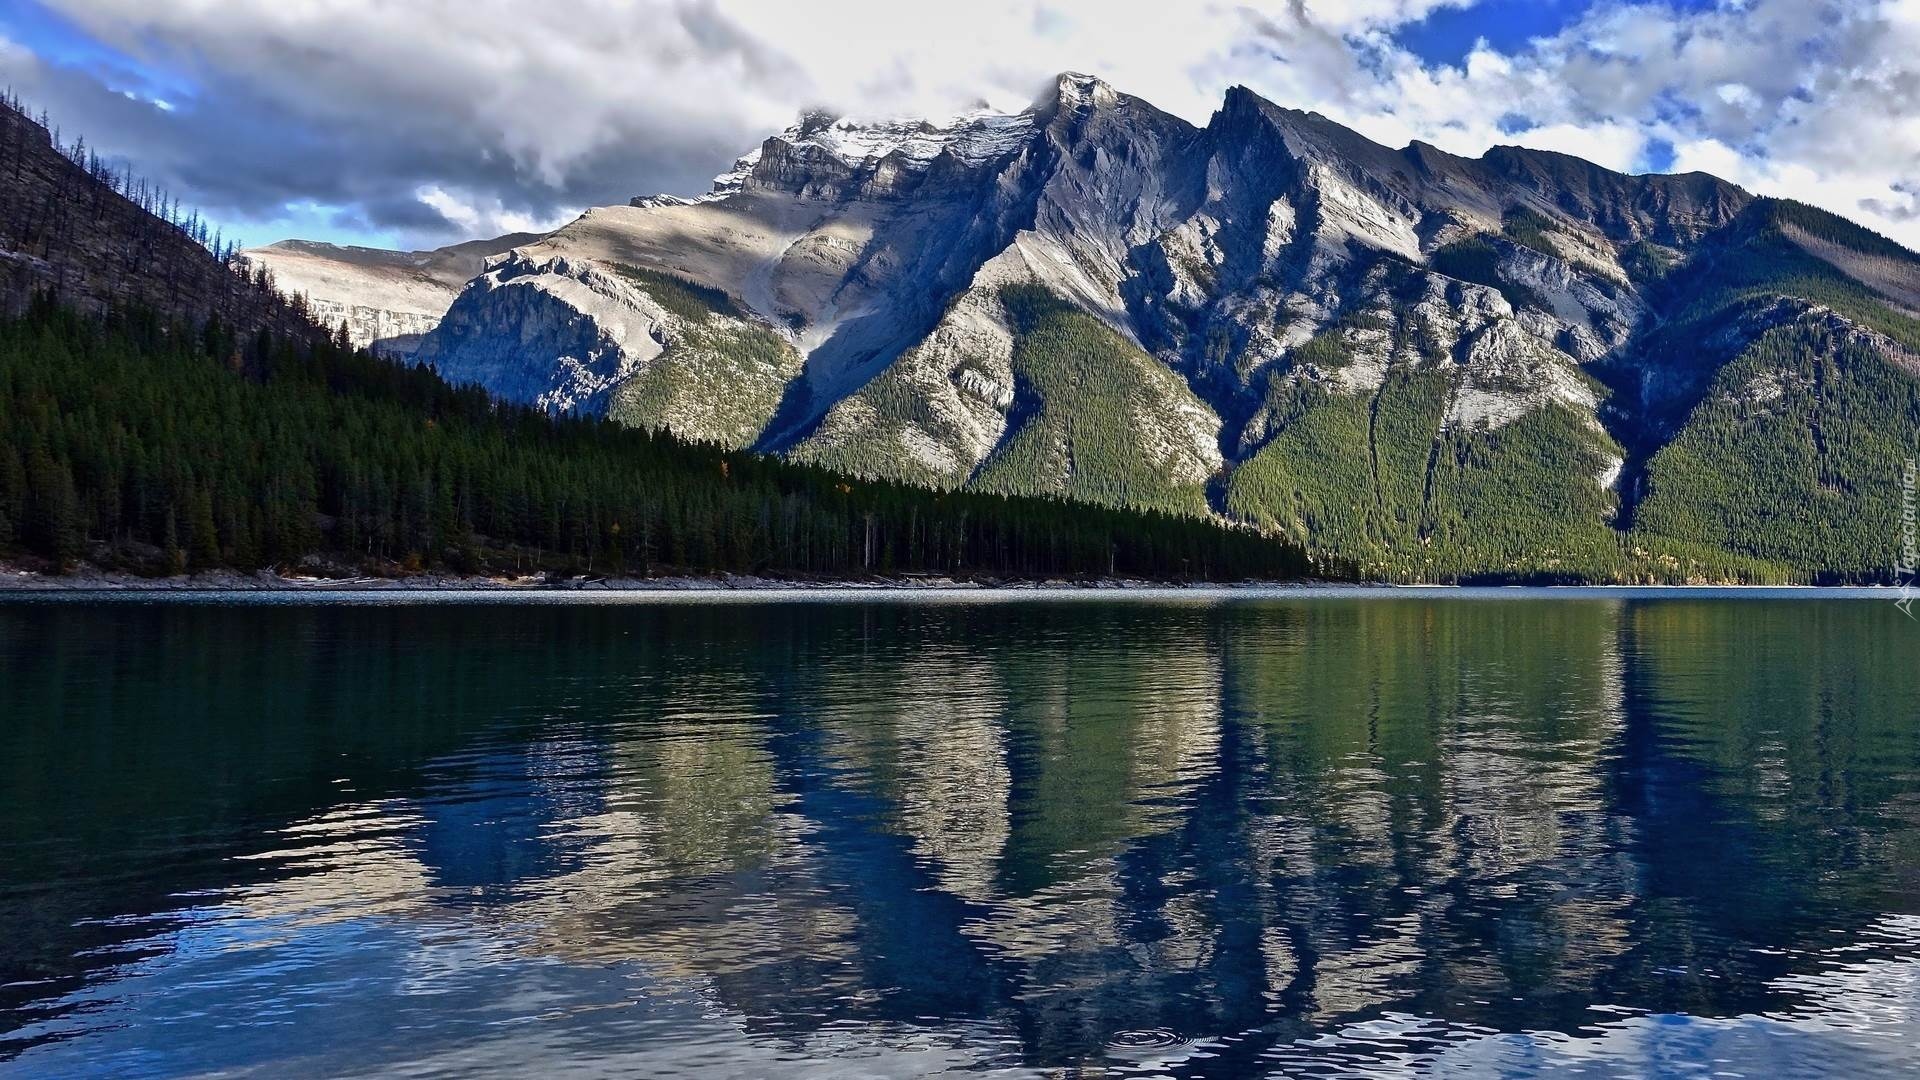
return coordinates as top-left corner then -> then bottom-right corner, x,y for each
417,252 -> 801,447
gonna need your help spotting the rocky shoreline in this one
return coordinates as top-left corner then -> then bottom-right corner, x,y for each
0,561 -> 1345,593
2,566 -> 1884,595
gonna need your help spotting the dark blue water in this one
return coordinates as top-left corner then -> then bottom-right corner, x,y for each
1,591 -> 1917,1077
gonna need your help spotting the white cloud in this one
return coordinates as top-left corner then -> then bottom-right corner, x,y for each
4,0 -> 1919,249
415,185 -> 578,239
1508,123 -> 1648,172
1671,139 -> 1754,181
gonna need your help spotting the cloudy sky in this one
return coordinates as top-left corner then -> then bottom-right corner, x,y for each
2,0 -> 1916,252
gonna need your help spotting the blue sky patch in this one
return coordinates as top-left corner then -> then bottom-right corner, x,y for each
1394,0 -> 1723,67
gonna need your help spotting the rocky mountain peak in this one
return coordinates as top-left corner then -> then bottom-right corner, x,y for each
1047,71 -> 1120,111
1210,87 -> 1416,183
663,72 -> 1138,206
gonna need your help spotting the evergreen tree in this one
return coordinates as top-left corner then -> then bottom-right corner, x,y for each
24,451 -> 81,566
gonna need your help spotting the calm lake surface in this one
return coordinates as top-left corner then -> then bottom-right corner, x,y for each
1,590 -> 1917,1078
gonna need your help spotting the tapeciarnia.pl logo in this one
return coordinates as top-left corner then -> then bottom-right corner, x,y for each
1898,458 -> 1917,620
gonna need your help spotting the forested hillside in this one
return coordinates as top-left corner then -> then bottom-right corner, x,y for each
0,94 -> 314,340
0,300 -> 1321,582
1607,199 -> 1920,579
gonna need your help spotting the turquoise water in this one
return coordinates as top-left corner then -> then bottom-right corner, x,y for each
1,591 -> 1917,1077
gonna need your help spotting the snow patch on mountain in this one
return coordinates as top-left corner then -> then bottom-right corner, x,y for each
701,106 -> 1037,202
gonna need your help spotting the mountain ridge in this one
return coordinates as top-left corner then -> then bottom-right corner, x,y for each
242,232 -> 539,356
0,96 -> 318,341
274,73 -> 1920,582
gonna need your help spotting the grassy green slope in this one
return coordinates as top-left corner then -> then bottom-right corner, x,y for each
1658,205 -> 1920,346
1224,361 -> 1795,582
1634,320 -> 1920,579
789,348 -> 994,491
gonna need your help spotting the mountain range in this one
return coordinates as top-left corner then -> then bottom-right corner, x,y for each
0,88 -> 1306,585
245,72 -> 1920,583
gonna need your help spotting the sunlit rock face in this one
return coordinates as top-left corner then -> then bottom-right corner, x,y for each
418,252 -> 667,414
242,234 -> 537,357
415,251 -> 802,447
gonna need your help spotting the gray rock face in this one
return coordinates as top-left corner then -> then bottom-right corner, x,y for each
302,301 -> 441,358
416,252 -> 802,447
416,253 -> 662,413
789,279 -> 1020,486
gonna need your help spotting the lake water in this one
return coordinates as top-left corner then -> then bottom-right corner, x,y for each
1,590 -> 1918,1077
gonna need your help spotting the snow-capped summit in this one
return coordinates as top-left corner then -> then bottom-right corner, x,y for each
683,73 -> 1152,205
702,101 -> 1039,202
1049,70 -> 1118,110
648,72 -> 1142,206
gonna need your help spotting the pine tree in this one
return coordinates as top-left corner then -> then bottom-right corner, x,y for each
0,448 -> 22,547
186,485 -> 220,570
24,452 -> 81,565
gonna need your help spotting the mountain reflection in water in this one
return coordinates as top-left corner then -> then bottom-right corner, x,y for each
1,594 -> 1917,1077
